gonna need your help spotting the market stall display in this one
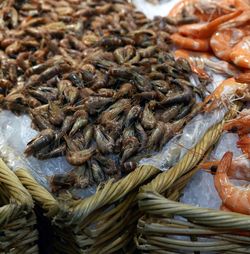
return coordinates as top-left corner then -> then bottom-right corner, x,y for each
1,0 -> 250,253
0,0 -> 206,252
136,0 -> 250,253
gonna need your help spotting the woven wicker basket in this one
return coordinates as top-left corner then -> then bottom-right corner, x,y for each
0,159 -> 39,253
14,107 -> 236,254
135,106 -> 250,254
15,162 -> 159,254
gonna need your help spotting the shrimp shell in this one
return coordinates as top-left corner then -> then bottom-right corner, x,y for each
95,125 -> 114,154
215,152 -> 250,215
141,103 -> 156,129
25,128 -> 55,156
66,146 -> 96,166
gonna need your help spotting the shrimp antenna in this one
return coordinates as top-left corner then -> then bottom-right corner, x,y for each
232,94 -> 246,102
220,93 -> 239,111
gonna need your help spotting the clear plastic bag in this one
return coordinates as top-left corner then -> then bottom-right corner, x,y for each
140,107 -> 228,170
0,111 -> 72,189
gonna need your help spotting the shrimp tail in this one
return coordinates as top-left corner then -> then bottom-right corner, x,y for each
203,78 -> 248,112
217,151 -> 233,174
237,135 -> 250,158
177,10 -> 243,39
235,72 -> 250,84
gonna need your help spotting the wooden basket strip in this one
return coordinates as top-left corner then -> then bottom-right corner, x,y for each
225,248 -> 250,254
89,195 -> 138,240
0,159 -> 33,207
15,169 -> 59,217
66,108 -> 203,226
83,192 -> 137,237
0,160 -> 39,253
67,165 -> 159,225
96,207 -> 139,246
140,115 -> 226,196
75,197 -> 139,252
140,104 -> 238,196
139,220 -> 231,236
93,228 -> 133,254
139,193 -> 250,230
163,151 -> 211,202
142,235 -> 244,252
0,204 -> 23,227
137,234 -> 250,253
138,218 -> 250,242
136,233 -> 249,253
53,227 -> 81,254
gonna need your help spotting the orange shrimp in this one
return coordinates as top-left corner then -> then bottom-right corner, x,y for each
168,0 -> 197,18
220,9 -> 250,29
224,111 -> 250,157
237,134 -> 250,158
220,204 -> 232,212
210,27 -> 245,61
201,156 -> 250,181
234,0 -> 250,9
203,77 -> 248,112
224,113 -> 250,135
168,0 -> 237,21
214,151 -> 250,215
178,10 -> 243,39
235,71 -> 250,83
170,33 -> 210,51
230,36 -> 250,69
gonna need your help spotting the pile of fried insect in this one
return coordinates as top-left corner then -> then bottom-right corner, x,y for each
169,0 -> 250,215
0,0 -> 208,195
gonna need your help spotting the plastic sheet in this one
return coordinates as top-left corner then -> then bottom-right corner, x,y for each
140,107 -> 227,170
0,0 -> 238,200
0,0 -> 182,195
181,132 -> 247,209
181,105 -> 250,210
133,0 -> 179,19
139,58 -> 229,169
0,110 -> 72,189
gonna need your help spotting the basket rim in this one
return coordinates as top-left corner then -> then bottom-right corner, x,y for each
0,159 -> 34,226
14,102 -> 202,223
16,164 -> 159,223
139,104 -> 238,195
14,105 -> 238,226
137,104 -> 250,232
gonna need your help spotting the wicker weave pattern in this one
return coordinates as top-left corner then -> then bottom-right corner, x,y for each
0,159 -> 39,253
16,165 -> 159,253
68,165 -> 159,225
136,106 -> 250,254
14,105 -> 238,253
15,169 -> 59,217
